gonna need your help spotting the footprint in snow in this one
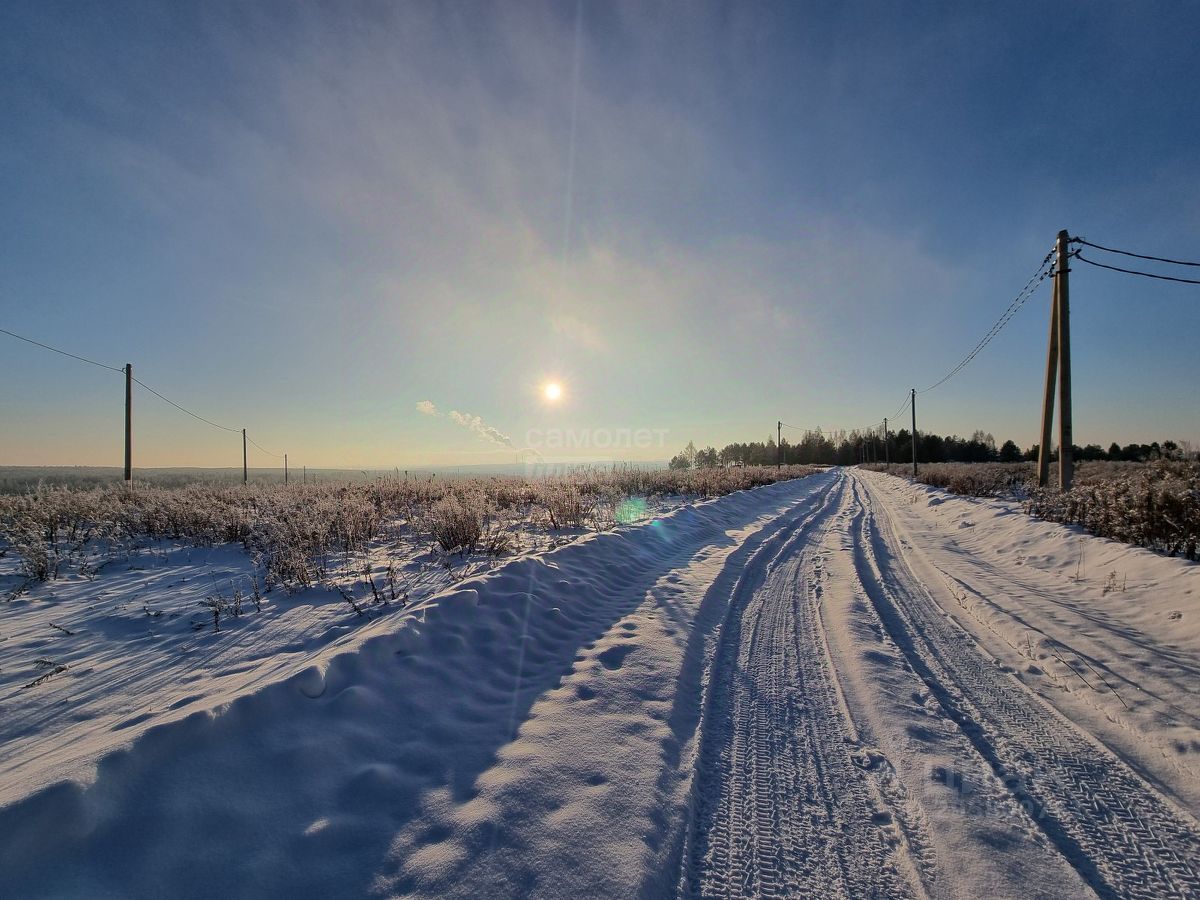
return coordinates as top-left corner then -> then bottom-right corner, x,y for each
850,747 -> 890,772
598,644 -> 635,670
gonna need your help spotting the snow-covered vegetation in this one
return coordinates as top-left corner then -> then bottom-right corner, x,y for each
866,460 -> 1200,560
4,469 -> 1198,898
0,465 -> 818,591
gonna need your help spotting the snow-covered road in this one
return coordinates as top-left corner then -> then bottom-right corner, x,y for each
680,468 -> 1200,899
2,468 -> 1199,898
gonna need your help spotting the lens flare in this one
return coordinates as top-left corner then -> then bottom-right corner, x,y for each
543,382 -> 563,402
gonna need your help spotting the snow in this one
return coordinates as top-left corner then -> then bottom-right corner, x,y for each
2,468 -> 1199,898
0,496 -> 686,809
860,469 -> 1200,814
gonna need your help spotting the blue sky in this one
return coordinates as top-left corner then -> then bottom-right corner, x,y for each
2,1 -> 1198,467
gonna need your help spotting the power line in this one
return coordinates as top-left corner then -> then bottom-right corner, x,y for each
0,327 -> 124,373
781,420 -> 882,435
1071,237 -> 1200,268
131,376 -> 242,433
1073,252 -> 1200,285
1,323 -> 291,455
246,434 -> 283,458
918,250 -> 1055,394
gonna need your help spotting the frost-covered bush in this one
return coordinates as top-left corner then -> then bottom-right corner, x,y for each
864,462 -> 1033,497
541,484 -> 589,530
429,493 -> 488,554
0,465 -> 818,587
9,521 -> 57,581
1025,461 -> 1198,560
868,459 -> 1199,561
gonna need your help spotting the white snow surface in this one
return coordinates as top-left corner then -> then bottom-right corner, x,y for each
1,468 -> 1198,899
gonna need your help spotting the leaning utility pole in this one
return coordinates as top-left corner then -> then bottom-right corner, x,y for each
910,388 -> 918,477
242,428 -> 248,485
777,421 -> 782,469
883,418 -> 890,464
124,363 -> 133,489
1038,229 -> 1073,489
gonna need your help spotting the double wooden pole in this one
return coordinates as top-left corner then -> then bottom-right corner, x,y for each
1038,230 -> 1073,490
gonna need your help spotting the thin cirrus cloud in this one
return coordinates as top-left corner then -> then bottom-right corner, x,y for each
417,401 -> 513,448
3,2 -> 1197,468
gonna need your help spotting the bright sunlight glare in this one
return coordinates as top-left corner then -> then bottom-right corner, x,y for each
543,382 -> 563,402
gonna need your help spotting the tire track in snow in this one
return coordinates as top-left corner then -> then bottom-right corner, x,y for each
849,470 -> 1200,899
680,471 -> 919,898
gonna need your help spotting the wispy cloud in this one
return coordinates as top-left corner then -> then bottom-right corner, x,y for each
448,410 -> 512,447
552,314 -> 608,353
418,399 -> 511,447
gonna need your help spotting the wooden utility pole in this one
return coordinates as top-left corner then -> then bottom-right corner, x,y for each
1056,230 -> 1073,490
1037,229 -> 1073,489
284,453 -> 288,485
777,421 -> 782,469
124,363 -> 133,489
883,418 -> 890,464
910,388 -> 918,477
242,428 -> 248,485
1037,252 -> 1061,487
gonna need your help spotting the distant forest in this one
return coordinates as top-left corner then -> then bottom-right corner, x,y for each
669,431 -> 1196,469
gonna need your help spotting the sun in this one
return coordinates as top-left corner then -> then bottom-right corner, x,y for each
542,381 -> 563,402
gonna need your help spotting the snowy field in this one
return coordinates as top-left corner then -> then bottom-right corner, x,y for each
1,468 -> 1199,898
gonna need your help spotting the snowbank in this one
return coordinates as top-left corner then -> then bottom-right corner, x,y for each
0,474 -> 828,898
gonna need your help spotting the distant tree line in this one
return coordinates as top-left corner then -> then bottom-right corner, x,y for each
667,433 -> 1196,470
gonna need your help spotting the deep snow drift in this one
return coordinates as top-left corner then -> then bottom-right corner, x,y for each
1,468 -> 1198,899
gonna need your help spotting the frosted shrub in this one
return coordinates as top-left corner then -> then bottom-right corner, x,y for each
540,484 -> 589,530
865,462 -> 1033,497
869,459 -> 1199,561
430,493 -> 487,554
0,464 -> 819,587
10,522 -> 57,581
1025,461 -> 1198,560
247,520 -> 315,588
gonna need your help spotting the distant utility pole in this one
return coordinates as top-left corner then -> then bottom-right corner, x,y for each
883,418 -> 890,464
1038,229 -> 1073,490
242,428 -> 248,485
910,388 -> 918,477
777,421 -> 782,469
284,453 -> 288,485
124,363 -> 133,489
